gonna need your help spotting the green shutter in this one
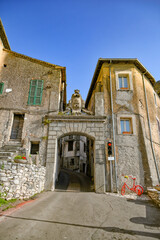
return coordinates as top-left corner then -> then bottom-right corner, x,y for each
0,82 -> 4,94
28,80 -> 43,105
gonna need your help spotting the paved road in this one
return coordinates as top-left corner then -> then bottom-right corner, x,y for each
55,169 -> 94,192
0,191 -> 160,240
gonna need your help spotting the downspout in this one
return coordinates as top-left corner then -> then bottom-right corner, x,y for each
109,61 -> 118,192
142,73 -> 160,183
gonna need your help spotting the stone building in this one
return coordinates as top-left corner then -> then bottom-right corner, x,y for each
0,19 -> 66,166
60,135 -> 87,172
0,20 -> 160,194
85,58 -> 160,192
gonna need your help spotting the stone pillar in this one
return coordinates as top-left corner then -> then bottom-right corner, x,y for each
95,92 -> 104,116
94,140 -> 106,193
45,126 -> 57,191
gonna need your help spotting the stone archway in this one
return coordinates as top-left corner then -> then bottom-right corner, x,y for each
45,115 -> 106,193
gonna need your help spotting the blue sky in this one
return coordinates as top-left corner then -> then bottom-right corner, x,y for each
1,0 -> 160,101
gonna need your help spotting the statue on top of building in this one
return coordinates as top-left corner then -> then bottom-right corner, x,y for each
63,89 -> 93,115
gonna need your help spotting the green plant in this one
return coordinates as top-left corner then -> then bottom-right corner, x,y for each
14,155 -> 26,160
0,198 -> 8,206
58,112 -> 63,115
42,136 -> 48,140
43,119 -> 51,125
0,164 -> 4,170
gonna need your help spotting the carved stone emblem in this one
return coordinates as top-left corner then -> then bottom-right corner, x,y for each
63,90 -> 93,115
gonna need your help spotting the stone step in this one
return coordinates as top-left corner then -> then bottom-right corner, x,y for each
0,149 -> 17,153
2,147 -> 21,152
0,156 -> 12,160
0,152 -> 13,156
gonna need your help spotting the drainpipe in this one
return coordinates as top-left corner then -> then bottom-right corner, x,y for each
142,73 -> 160,183
109,61 -> 118,192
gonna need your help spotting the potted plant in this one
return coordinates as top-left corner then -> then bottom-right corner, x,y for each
14,155 -> 27,164
155,185 -> 160,191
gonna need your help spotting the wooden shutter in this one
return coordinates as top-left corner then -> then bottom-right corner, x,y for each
0,82 -> 4,94
28,80 -> 43,105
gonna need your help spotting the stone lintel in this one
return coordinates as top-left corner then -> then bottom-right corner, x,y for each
45,115 -> 106,123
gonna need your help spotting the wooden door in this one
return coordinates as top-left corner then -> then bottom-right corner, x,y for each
10,114 -> 24,140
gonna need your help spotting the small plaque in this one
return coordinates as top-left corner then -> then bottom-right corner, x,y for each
108,157 -> 114,161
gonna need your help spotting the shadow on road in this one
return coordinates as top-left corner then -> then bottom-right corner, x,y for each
55,169 -> 94,192
1,214 -> 160,239
127,199 -> 160,228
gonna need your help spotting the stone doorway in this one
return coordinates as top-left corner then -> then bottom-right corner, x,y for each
10,114 -> 24,141
55,133 -> 95,192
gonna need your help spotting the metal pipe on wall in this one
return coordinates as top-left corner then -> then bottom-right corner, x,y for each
142,73 -> 160,183
109,62 -> 118,192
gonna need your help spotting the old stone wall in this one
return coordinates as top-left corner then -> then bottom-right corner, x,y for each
0,49 -> 65,165
0,161 -> 46,200
0,49 -> 61,111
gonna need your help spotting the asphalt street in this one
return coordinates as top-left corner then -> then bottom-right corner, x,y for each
0,191 -> 160,240
55,169 -> 94,192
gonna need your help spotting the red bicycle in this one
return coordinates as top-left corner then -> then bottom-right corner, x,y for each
121,175 -> 144,196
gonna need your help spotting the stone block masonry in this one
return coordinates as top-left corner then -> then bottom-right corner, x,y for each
0,162 -> 46,200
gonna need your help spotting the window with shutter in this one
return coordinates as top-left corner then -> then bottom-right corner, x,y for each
0,82 -> 4,94
28,80 -> 43,105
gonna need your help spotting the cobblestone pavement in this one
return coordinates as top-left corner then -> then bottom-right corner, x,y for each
0,191 -> 160,240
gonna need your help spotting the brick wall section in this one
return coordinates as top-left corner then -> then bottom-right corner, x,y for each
0,162 -> 46,200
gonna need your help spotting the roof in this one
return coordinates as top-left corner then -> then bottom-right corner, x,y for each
3,48 -> 65,70
0,19 -> 11,50
85,58 -> 156,107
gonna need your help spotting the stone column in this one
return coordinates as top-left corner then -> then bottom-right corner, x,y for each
95,92 -> 104,116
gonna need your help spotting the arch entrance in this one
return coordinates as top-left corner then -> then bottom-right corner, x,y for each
45,115 -> 106,193
56,133 -> 95,192
44,90 -> 106,193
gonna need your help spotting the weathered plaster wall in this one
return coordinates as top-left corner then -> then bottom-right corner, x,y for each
0,49 -> 64,165
87,62 -> 160,191
0,50 -> 61,111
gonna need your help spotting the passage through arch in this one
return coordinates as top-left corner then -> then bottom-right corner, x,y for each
55,133 -> 95,192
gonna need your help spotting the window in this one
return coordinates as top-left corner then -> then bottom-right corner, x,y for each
120,119 -> 132,134
76,141 -> 80,151
31,142 -> 39,154
118,76 -> 128,89
115,71 -> 133,91
84,143 -> 86,152
0,82 -> 4,94
154,92 -> 157,107
70,158 -> 74,165
28,80 -> 43,105
157,118 -> 160,140
68,141 -> 73,151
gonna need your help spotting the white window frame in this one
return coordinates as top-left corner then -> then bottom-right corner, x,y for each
117,114 -> 136,135
120,119 -> 132,134
115,70 -> 133,91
